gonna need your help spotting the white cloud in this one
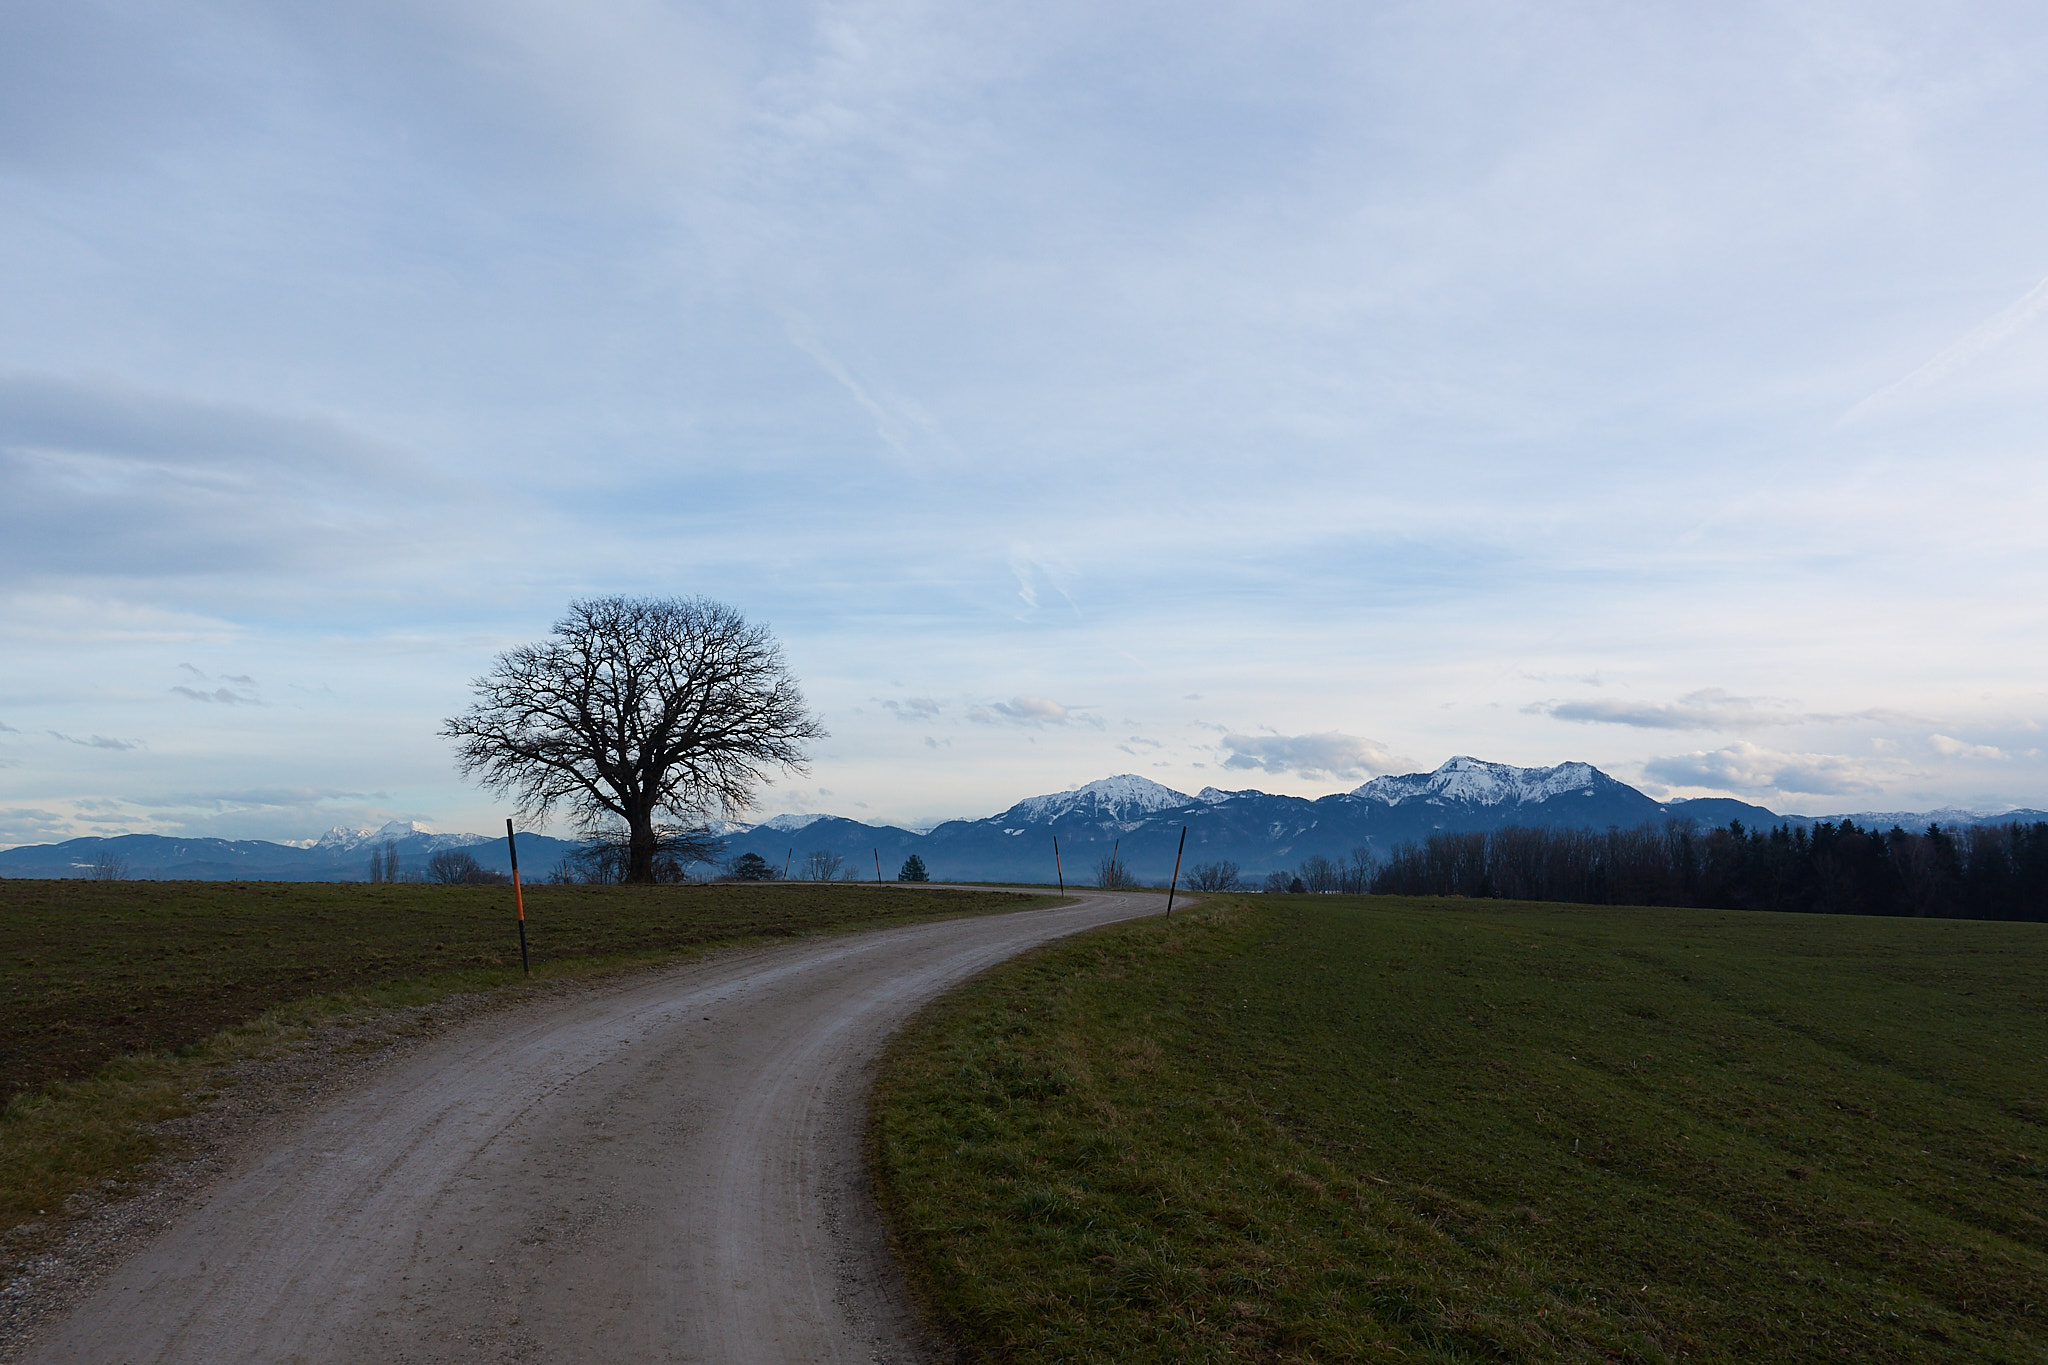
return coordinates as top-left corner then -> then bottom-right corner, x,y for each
879,696 -> 941,721
1642,741 -> 1885,798
1220,732 -> 1407,781
1930,733 -> 2005,760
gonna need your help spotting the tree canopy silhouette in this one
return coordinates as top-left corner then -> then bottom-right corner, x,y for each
444,596 -> 824,883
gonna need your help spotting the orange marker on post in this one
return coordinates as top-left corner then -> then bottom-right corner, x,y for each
506,818 -> 530,975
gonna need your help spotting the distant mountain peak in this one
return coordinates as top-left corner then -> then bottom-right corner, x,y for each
755,812 -> 833,833
310,820 -> 474,851
1003,774 -> 1194,824
1351,756 -> 1605,807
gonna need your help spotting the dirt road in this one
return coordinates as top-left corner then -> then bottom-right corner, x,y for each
23,890 -> 1160,1364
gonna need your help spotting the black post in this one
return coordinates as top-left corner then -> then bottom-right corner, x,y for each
874,848 -> 883,885
506,818 -> 530,976
1111,838 -> 1120,889
783,848 -> 793,880
1053,835 -> 1064,895
1165,826 -> 1187,917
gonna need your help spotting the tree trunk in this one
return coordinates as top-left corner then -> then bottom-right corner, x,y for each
626,804 -> 659,883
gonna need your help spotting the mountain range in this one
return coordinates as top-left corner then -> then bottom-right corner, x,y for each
5,756 -> 2043,884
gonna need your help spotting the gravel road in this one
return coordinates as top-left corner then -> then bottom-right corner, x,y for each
22,890 -> 1160,1364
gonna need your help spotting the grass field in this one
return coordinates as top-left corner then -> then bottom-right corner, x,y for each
872,895 -> 2048,1363
0,878 -> 1051,1245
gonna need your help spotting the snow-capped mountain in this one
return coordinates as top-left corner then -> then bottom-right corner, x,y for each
8,757 -> 2040,883
308,820 -> 488,852
1351,756 -> 1605,807
999,774 -> 1196,825
753,813 -> 836,834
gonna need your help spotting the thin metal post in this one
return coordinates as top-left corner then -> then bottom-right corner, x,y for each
874,848 -> 883,885
506,818 -> 530,976
783,848 -> 792,880
1053,835 -> 1064,895
1111,838 -> 1120,889
1166,826 -> 1187,917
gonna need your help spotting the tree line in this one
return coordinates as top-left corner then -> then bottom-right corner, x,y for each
1362,819 -> 2048,921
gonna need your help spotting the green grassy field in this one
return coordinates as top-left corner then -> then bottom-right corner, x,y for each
872,895 -> 2048,1364
0,878 -> 1051,1244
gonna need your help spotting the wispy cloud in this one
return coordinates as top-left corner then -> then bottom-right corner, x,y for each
968,696 -> 1101,728
1843,273 -> 2048,424
780,312 -> 951,465
879,696 -> 941,721
1529,689 -> 1906,732
170,663 -> 259,705
172,685 -> 259,705
128,787 -> 371,811
1221,732 -> 1407,781
48,731 -> 142,751
0,806 -> 81,844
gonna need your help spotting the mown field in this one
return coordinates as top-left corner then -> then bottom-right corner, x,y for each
0,878 -> 1051,1242
873,894 -> 2048,1364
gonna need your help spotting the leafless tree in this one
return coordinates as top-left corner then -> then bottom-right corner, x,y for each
89,849 -> 129,881
801,849 -> 845,881
1340,846 -> 1377,894
561,826 -> 724,884
1187,860 -> 1241,892
444,596 -> 824,883
1094,853 -> 1138,889
427,849 -> 509,884
1298,854 -> 1340,894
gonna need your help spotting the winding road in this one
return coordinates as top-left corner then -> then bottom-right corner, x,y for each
23,890 -> 1159,1364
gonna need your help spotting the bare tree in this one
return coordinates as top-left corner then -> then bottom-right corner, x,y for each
801,848 -> 845,881
1187,860 -> 1241,892
1341,846 -> 1377,894
562,826 -> 724,884
88,849 -> 129,881
427,849 -> 509,884
1094,853 -> 1138,889
1298,854 -> 1340,894
444,596 -> 824,883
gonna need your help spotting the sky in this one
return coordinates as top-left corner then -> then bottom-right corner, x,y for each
4,0 -> 2048,846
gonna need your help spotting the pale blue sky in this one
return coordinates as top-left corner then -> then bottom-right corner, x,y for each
4,1 -> 2047,844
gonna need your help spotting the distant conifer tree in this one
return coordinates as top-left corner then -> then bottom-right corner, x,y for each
897,853 -> 929,882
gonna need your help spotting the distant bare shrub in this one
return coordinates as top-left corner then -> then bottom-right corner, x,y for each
1297,855 -> 1340,894
1094,854 -> 1139,889
1187,860 -> 1241,892
88,850 -> 129,881
427,849 -> 510,885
